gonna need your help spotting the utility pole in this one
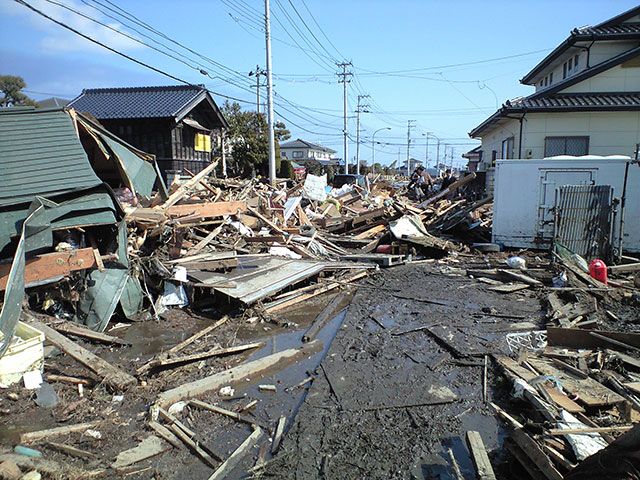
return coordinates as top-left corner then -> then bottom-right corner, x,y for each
436,139 -> 441,170
249,65 -> 265,113
264,0 -> 276,184
337,61 -> 353,174
406,120 -> 416,176
355,94 -> 370,175
422,132 -> 431,170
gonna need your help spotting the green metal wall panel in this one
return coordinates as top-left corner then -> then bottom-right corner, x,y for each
0,108 -> 102,207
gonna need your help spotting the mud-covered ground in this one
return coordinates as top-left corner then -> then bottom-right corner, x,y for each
1,252 -> 638,479
261,257 -> 547,479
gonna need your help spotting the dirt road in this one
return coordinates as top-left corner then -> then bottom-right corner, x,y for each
262,259 -> 542,479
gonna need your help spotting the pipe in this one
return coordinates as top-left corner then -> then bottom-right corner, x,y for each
618,144 -> 640,262
518,112 -> 526,159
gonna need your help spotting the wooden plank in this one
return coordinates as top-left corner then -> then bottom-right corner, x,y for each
264,271 -> 367,314
168,316 -> 229,356
487,283 -> 530,293
623,381 -> 640,395
542,386 -> 584,413
159,160 -> 218,209
302,293 -> 347,342
207,427 -> 263,480
156,340 -> 323,407
272,416 -> 286,454
189,400 -> 271,432
527,357 -> 624,407
46,442 -> 95,459
548,425 -> 633,435
417,173 -> 477,209
167,201 -> 247,219
547,327 -> 640,350
20,421 -> 101,444
609,262 -> 640,273
147,421 -> 183,449
169,424 -> 218,468
510,428 -> 563,480
138,342 -> 265,373
0,248 -> 98,291
111,436 -> 171,470
28,320 -> 136,391
498,269 -> 543,287
54,321 -> 130,346
465,431 -> 497,480
353,224 -> 386,240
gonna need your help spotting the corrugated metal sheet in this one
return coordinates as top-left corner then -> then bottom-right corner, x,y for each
188,255 -> 327,304
554,184 -> 614,261
0,108 -> 102,207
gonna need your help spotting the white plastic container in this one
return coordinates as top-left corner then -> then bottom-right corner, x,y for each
0,321 -> 45,386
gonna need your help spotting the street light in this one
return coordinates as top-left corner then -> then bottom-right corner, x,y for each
372,127 -> 391,173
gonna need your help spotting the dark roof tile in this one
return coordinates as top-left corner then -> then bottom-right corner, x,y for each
68,85 -> 207,119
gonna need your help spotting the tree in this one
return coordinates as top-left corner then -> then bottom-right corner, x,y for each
0,75 -> 38,107
222,101 -> 290,177
279,159 -> 294,180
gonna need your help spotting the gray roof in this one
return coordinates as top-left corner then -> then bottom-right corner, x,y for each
521,6 -> 640,84
37,97 -> 70,108
279,138 -> 336,153
68,85 -> 228,127
470,92 -> 640,138
0,107 -> 102,207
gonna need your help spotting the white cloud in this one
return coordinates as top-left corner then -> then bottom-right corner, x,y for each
1,0 -> 145,54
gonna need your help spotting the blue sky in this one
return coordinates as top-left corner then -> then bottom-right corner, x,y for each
1,0 -> 637,168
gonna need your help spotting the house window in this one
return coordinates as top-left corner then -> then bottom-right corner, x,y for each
292,151 -> 303,158
563,63 -> 567,79
549,72 -> 553,84
501,137 -> 515,159
568,57 -> 573,71
491,150 -> 497,167
544,136 -> 589,157
574,54 -> 579,69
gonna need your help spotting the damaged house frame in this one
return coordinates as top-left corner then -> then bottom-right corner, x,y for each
0,106 -> 168,356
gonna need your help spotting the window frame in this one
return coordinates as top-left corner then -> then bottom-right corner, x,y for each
544,136 -> 590,157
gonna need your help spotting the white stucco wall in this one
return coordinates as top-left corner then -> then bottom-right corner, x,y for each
480,111 -> 640,163
562,62 -> 640,93
532,41 -> 639,92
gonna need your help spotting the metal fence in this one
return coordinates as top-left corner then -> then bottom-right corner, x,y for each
554,184 -> 614,261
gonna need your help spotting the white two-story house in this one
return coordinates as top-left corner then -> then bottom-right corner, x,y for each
469,6 -> 640,172
279,138 -> 338,166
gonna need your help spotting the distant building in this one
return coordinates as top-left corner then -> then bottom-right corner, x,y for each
68,85 -> 228,181
469,5 -> 640,188
462,146 -> 481,172
279,138 -> 338,166
37,97 -> 70,108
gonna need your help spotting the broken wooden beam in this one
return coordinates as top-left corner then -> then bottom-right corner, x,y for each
53,321 -> 130,346
138,342 -> 264,375
466,431 -> 496,480
20,421 -> 102,444
155,340 -> 323,407
28,319 -> 136,391
189,400 -> 271,432
207,427 -> 263,480
166,201 -> 246,219
111,436 -> 171,471
0,248 -> 114,291
302,292 -> 347,342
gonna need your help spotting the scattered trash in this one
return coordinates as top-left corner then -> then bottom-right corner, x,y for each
506,256 -> 526,269
23,370 -> 43,390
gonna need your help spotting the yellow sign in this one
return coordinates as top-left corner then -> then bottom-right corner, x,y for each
195,133 -> 211,152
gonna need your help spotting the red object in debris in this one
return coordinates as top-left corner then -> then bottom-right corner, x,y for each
589,259 -> 608,284
376,245 -> 392,254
